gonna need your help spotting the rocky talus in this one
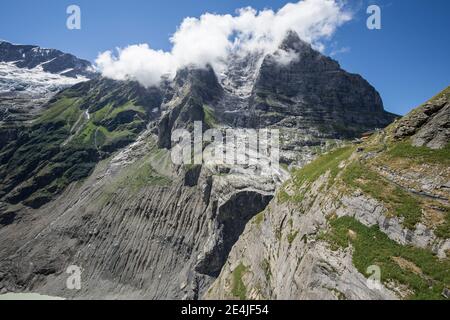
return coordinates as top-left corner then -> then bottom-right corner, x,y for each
0,130 -> 283,299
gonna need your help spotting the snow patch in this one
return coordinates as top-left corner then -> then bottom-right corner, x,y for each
0,61 -> 88,97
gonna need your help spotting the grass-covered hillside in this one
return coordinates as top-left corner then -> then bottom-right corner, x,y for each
207,86 -> 449,301
282,87 -> 450,299
0,79 -> 163,209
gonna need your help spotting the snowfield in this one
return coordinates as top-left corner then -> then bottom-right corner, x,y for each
0,61 -> 89,97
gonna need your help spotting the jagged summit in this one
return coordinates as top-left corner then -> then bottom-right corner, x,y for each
246,30 -> 397,132
168,30 -> 397,137
279,30 -> 312,52
276,30 -> 340,72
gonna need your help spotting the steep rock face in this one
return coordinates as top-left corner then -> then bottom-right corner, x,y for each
211,31 -> 398,169
214,32 -> 397,136
206,87 -> 450,300
157,66 -> 223,149
246,32 -> 396,134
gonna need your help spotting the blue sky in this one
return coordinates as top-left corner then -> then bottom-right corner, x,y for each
1,0 -> 449,115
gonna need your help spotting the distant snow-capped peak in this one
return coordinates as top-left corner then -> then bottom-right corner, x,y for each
0,40 -> 96,79
0,61 -> 89,96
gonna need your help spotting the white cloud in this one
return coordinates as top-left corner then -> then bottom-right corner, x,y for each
273,49 -> 300,65
330,46 -> 351,57
96,45 -> 173,86
96,0 -> 352,87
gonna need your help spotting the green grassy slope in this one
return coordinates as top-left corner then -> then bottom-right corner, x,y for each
277,86 -> 450,299
0,79 -> 163,209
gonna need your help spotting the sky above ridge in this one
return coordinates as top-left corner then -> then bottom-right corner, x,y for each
1,0 -> 449,115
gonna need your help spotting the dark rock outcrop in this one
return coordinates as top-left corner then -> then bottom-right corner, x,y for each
245,31 -> 397,135
157,65 -> 223,149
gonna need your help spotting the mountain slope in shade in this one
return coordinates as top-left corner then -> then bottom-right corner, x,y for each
0,78 -> 163,209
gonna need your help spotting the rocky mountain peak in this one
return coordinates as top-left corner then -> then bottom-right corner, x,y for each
244,30 -> 396,134
279,30 -> 312,53
173,64 -> 222,99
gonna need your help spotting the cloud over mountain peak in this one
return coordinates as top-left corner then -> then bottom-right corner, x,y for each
96,0 -> 351,87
